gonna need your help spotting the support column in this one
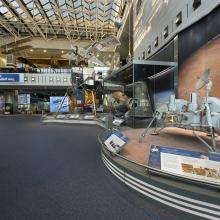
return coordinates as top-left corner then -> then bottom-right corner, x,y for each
4,90 -> 18,114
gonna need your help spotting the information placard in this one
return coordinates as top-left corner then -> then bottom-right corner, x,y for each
18,94 -> 30,104
149,145 -> 220,183
104,130 -> 129,153
50,96 -> 69,113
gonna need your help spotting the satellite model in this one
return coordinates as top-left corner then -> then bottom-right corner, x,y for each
139,69 -> 220,152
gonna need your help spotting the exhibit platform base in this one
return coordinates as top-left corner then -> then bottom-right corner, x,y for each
99,127 -> 220,220
41,114 -> 106,128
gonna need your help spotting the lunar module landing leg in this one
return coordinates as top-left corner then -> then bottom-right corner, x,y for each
139,112 -> 160,143
55,91 -> 68,117
193,128 -> 217,152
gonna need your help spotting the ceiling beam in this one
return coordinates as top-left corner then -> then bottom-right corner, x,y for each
71,0 -> 81,37
81,0 -> 87,39
15,0 -> 47,40
0,0 -> 123,40
0,18 -> 18,38
35,0 -> 57,37
95,0 -> 99,40
0,20 -> 116,32
52,0 -> 73,43
24,5 -> 102,15
0,0 -> 34,36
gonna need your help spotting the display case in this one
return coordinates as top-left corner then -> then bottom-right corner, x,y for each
103,60 -> 177,127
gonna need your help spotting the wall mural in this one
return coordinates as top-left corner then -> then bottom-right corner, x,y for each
178,36 -> 220,100
178,6 -> 220,100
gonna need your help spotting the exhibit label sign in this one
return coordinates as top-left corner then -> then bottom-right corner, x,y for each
50,96 -> 69,113
18,94 -> 30,105
0,73 -> 24,83
149,145 -> 220,183
104,130 -> 129,153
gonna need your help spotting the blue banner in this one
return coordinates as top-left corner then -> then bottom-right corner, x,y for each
0,73 -> 24,83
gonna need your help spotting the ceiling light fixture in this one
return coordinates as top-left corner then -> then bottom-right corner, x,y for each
43,50 -> 47,53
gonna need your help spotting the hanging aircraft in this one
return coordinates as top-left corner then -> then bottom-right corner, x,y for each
62,36 -> 121,66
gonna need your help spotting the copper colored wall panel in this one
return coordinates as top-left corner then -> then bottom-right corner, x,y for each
178,36 -> 220,101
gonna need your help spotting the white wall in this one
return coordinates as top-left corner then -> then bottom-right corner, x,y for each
133,0 -> 220,59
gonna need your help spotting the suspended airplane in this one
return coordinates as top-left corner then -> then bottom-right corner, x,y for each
62,36 -> 121,66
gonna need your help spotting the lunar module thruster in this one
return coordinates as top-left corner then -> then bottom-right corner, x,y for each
139,69 -> 220,152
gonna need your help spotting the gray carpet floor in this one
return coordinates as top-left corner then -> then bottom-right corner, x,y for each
0,116 -> 182,220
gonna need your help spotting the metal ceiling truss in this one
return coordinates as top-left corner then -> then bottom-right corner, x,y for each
0,0 -> 126,41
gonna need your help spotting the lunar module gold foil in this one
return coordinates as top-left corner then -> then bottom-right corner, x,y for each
85,90 -> 96,105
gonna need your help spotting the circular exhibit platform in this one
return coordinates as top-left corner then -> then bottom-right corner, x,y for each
99,127 -> 220,220
122,127 -> 220,164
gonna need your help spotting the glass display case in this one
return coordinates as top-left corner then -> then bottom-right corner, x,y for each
103,60 -> 177,128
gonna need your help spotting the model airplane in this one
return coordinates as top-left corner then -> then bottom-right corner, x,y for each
139,69 -> 220,152
62,36 -> 120,66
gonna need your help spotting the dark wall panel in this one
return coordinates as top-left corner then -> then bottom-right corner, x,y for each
178,6 -> 220,65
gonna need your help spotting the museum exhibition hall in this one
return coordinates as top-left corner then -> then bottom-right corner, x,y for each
0,0 -> 220,219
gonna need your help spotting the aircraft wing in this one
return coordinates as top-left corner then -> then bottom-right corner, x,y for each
88,36 -> 121,53
61,52 -> 77,60
89,55 -> 105,66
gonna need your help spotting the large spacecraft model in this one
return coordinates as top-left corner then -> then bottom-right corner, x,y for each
139,69 -> 220,152
126,81 -> 153,118
109,81 -> 153,118
109,91 -> 130,115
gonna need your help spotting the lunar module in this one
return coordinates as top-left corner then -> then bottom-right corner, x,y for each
140,69 -> 220,152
